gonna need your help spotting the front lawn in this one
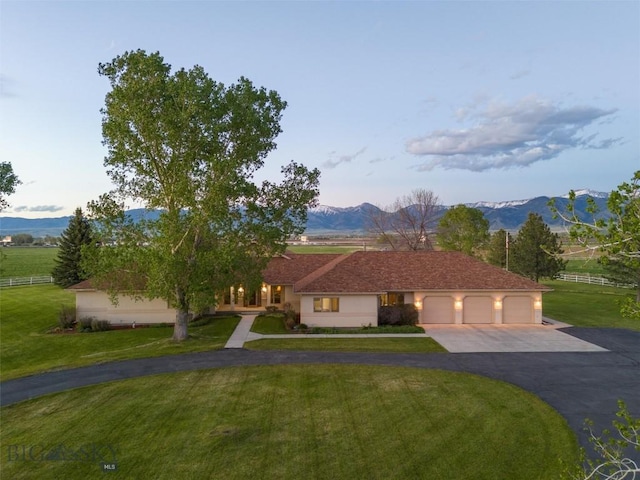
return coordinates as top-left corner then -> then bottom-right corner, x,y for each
251,313 -> 289,333
0,365 -> 578,480
246,337 -> 446,353
542,280 -> 639,330
0,285 -> 239,380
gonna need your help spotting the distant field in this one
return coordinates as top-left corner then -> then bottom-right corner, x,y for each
562,258 -> 607,275
0,247 -> 58,278
0,245 -> 611,278
287,244 -> 370,254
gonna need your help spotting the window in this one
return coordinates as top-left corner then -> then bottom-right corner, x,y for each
379,292 -> 405,307
313,297 -> 339,312
270,285 -> 283,304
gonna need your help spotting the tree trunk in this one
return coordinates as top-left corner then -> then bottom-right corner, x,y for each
173,309 -> 190,341
173,288 -> 191,341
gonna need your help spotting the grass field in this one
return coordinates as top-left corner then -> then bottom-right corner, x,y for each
542,280 -> 639,330
0,247 -> 59,278
562,258 -> 607,275
248,314 -> 446,352
0,245 -> 616,277
246,337 -> 447,352
0,365 -> 578,480
287,244 -> 368,254
0,285 -> 239,380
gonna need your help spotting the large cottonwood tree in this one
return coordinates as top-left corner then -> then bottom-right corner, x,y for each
86,50 -> 320,340
0,161 -> 21,211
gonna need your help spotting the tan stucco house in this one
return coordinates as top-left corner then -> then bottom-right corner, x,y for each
69,251 -> 549,327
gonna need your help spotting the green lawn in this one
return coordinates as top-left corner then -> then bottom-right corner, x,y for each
0,365 -> 578,480
246,337 -> 447,352
0,285 -> 239,380
0,247 -> 59,278
249,314 -> 444,352
542,280 -> 639,330
251,313 -> 290,333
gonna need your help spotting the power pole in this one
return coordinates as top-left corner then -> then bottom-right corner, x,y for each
505,232 -> 509,271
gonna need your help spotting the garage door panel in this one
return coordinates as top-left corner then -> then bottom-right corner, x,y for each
503,296 -> 533,324
463,297 -> 492,324
423,296 -> 454,324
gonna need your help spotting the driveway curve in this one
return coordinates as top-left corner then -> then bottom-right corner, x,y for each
1,327 -> 638,458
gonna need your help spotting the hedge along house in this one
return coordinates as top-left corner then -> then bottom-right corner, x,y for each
70,251 -> 549,327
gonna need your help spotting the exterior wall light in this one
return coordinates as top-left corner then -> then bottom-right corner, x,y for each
454,300 -> 463,310
534,299 -> 542,309
414,300 -> 422,310
237,285 -> 244,296
261,284 -> 267,293
494,299 -> 503,309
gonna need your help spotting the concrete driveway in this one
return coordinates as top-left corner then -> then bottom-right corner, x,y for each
423,320 -> 608,353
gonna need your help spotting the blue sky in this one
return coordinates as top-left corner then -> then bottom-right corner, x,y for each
1,0 -> 638,219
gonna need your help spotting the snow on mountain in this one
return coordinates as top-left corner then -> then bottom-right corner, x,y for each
310,203 -> 374,215
467,189 -> 608,210
561,189 -> 608,199
464,199 -> 531,209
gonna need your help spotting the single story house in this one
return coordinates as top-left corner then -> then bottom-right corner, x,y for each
69,250 -> 549,327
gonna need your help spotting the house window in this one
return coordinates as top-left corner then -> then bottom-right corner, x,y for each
313,297 -> 339,312
379,292 -> 405,307
271,285 -> 283,304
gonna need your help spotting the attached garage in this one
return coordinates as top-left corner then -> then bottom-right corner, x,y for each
422,296 -> 454,324
463,296 -> 493,324
503,296 -> 534,324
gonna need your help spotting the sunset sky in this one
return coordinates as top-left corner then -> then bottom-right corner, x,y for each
1,1 -> 638,219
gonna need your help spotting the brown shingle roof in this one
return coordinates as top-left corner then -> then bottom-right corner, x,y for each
262,253 -> 343,285
292,251 -> 549,293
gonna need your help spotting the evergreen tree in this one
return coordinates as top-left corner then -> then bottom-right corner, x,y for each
52,208 -> 93,287
486,229 -> 513,269
510,213 -> 566,282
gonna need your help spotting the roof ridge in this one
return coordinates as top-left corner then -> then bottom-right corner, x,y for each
294,253 -> 352,292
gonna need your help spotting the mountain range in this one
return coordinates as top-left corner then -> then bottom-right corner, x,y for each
0,190 -> 610,238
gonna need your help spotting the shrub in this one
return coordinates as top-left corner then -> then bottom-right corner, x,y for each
400,304 -> 419,325
283,304 -> 298,329
378,304 -> 419,326
78,317 -> 95,332
91,318 -> 110,332
378,306 -> 402,326
265,305 -> 278,313
58,305 -> 77,330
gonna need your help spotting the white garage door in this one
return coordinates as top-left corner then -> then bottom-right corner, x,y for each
463,297 -> 493,324
422,296 -> 454,324
503,296 -> 533,324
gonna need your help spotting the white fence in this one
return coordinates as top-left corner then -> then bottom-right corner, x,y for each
556,273 -> 636,289
0,276 -> 55,288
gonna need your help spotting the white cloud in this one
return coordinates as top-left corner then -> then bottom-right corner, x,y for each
406,95 -> 620,172
14,205 -> 65,213
322,147 -> 367,169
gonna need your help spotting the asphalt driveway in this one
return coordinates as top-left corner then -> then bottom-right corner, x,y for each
1,327 -> 638,460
